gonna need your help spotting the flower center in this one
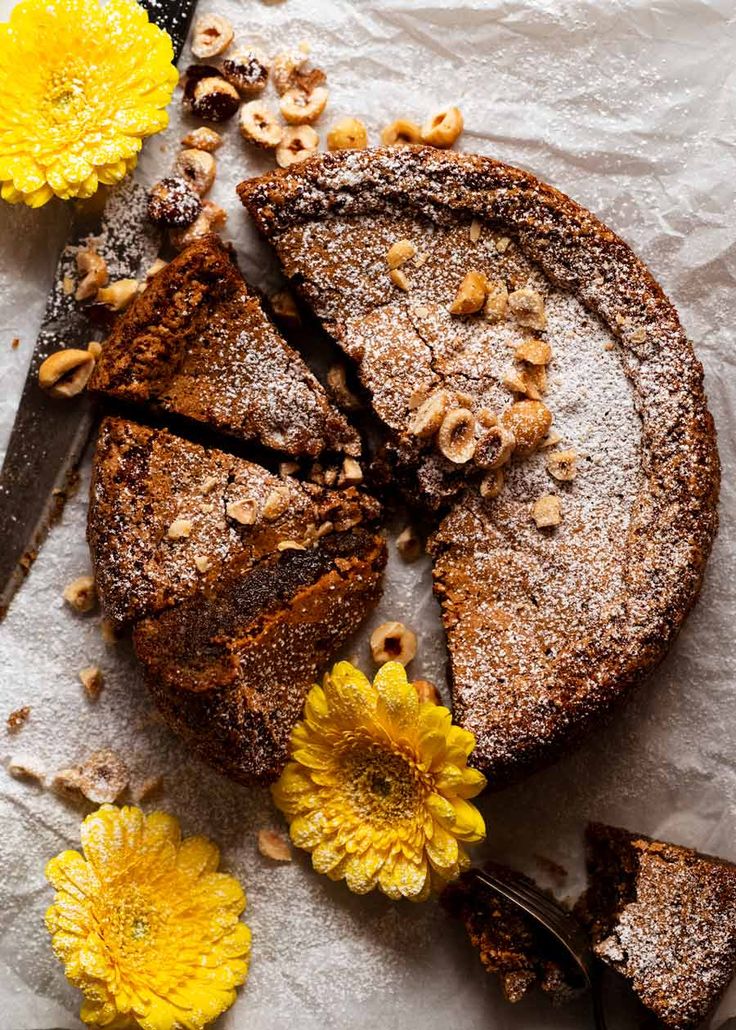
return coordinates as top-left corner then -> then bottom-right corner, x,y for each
45,63 -> 90,124
340,740 -> 424,823
95,886 -> 163,975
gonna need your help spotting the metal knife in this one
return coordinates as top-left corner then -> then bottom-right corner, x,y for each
0,0 -> 198,620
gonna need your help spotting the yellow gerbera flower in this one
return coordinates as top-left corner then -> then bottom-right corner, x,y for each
45,805 -> 251,1030
0,0 -> 178,207
272,661 -> 487,901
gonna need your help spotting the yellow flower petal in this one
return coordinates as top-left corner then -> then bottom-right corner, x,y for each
45,805 -> 250,1030
273,660 -> 487,901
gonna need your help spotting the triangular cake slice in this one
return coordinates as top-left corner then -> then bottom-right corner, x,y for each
239,147 -> 719,786
89,234 -> 359,458
88,417 -> 386,782
577,823 -> 736,1029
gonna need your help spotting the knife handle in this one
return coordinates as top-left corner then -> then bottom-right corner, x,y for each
139,0 -> 198,62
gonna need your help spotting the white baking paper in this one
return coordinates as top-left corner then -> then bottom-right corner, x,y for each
1,0 -> 735,1027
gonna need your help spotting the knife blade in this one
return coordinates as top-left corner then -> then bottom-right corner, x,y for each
0,0 -> 198,620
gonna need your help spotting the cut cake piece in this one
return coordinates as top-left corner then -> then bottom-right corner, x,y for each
442,864 -> 581,1005
88,417 -> 386,782
576,823 -> 736,1030
239,147 -> 719,786
89,234 -> 359,459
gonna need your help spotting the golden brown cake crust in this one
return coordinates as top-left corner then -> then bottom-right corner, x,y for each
89,234 -> 359,458
239,146 -> 720,785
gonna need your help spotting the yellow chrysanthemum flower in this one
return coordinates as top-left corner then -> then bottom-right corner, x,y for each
45,805 -> 251,1030
272,661 -> 487,901
0,0 -> 178,207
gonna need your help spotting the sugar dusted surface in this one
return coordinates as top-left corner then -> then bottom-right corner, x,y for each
1,0 -> 735,1028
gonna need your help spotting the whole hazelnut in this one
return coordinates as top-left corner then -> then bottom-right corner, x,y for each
184,69 -> 240,122
223,47 -> 270,94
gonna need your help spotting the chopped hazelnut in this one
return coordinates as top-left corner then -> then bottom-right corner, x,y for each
474,425 -> 515,469
38,349 -> 95,399
449,270 -> 487,315
421,106 -> 464,148
194,555 -> 211,573
630,327 -> 648,344
370,621 -> 417,666
484,280 -> 509,323
226,499 -> 258,525
327,364 -> 361,410
546,449 -> 578,481
51,766 -> 84,797
389,268 -> 411,291
191,13 -> 234,58
327,117 -> 368,150
279,461 -> 299,478
173,148 -> 216,196
223,46 -> 270,94
239,101 -> 283,148
480,468 -> 504,499
202,199 -> 227,231
469,219 -> 482,243
409,389 -> 451,438
97,279 -> 139,311
496,237 -> 511,254
258,828 -> 292,861
263,486 -> 291,520
532,494 -> 562,528
87,341 -> 102,359
8,752 -> 45,784
78,748 -> 129,804
539,430 -> 562,449
63,575 -> 96,613
200,475 -> 219,494
166,518 -> 193,540
276,125 -> 319,168
7,706 -> 31,732
277,540 -> 306,552
516,338 -> 552,365
508,286 -> 547,330
503,365 -> 546,401
272,49 -> 308,95
476,408 -> 498,429
339,457 -> 363,486
386,239 -> 416,269
380,118 -> 422,146
437,408 -> 477,464
270,289 -> 301,327
280,85 -> 329,125
181,126 -> 223,152
396,525 -> 423,563
501,400 -> 552,456
75,246 -> 108,301
413,679 -> 440,705
79,665 -> 103,700
169,210 -> 212,250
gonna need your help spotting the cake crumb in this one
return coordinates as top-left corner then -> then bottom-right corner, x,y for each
79,665 -> 104,700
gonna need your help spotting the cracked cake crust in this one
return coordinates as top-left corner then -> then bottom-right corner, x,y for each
239,146 -> 720,785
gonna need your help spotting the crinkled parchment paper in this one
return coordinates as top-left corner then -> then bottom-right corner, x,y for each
1,1 -> 735,1027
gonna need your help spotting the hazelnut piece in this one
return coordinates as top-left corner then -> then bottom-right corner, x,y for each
270,289 -> 301,328
79,665 -> 104,700
75,247 -> 108,301
262,487 -> 290,521
480,468 -> 504,499
186,75 -> 240,122
396,525 -> 423,563
421,106 -> 464,148
191,14 -> 234,59
96,279 -> 139,311
386,239 -> 416,269
63,575 -> 96,613
280,85 -> 328,125
370,621 -> 417,666
437,408 -> 477,464
258,828 -> 292,861
181,126 -> 223,152
380,118 -> 422,146
474,425 -> 516,469
276,125 -> 319,167
501,400 -> 553,456
223,47 -> 270,94
449,270 -> 488,315
239,101 -> 283,149
173,149 -> 216,195
327,117 -> 368,150
166,518 -> 193,540
516,338 -> 552,365
77,748 -> 128,804
532,494 -> 562,528
546,449 -> 578,481
413,679 -> 440,705
38,349 -> 95,399
484,280 -> 509,323
147,177 -> 201,228
327,364 -> 361,410
227,498 -> 258,525
408,389 -> 451,438
272,49 -> 308,94
508,286 -> 547,330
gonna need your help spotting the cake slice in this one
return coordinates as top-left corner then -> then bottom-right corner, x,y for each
442,865 -> 580,1004
89,234 -> 359,459
88,417 -> 386,782
239,147 -> 719,787
576,823 -> 736,1029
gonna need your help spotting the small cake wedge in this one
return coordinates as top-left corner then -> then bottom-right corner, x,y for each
89,234 -> 359,458
88,417 -> 386,782
576,823 -> 736,1030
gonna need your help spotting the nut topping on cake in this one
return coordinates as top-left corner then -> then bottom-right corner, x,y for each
516,338 -> 552,365
449,270 -> 487,315
474,425 -> 515,470
508,286 -> 547,330
409,389 -> 451,437
226,499 -> 258,525
386,239 -> 416,269
532,494 -> 562,528
501,400 -> 553,456
389,267 -> 411,291
483,280 -> 509,322
546,449 -> 579,481
438,408 -> 477,463
166,518 -> 193,540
